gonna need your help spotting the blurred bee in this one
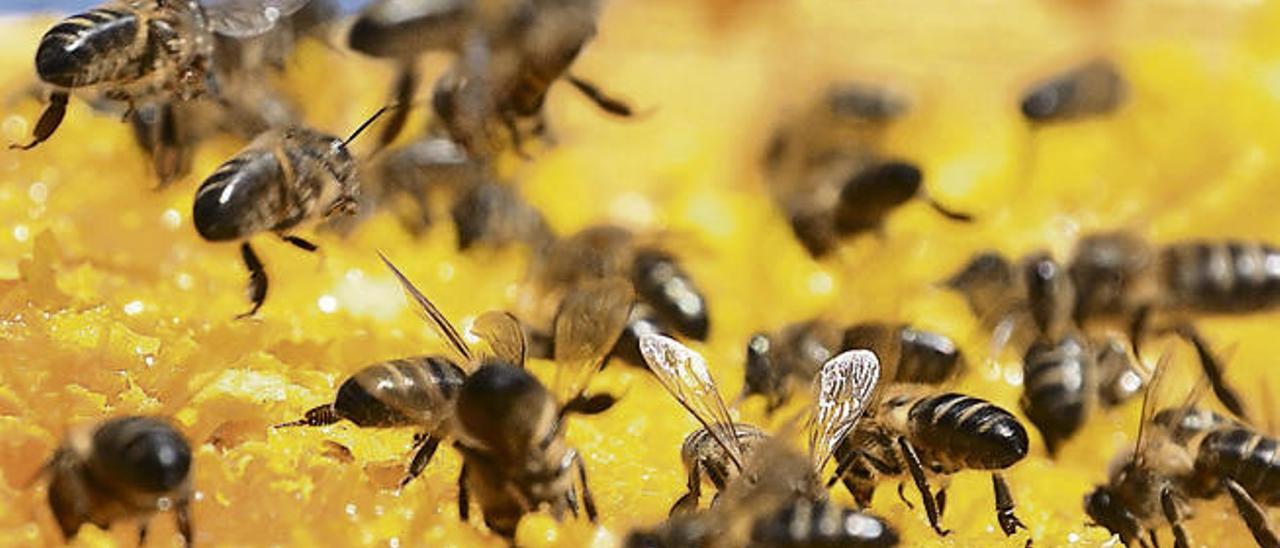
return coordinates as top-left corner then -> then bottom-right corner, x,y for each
274,355 -> 467,489
742,319 -> 965,414
11,0 -> 314,152
831,385 -> 1031,536
639,333 -> 893,543
762,83 -> 971,256
381,254 -> 635,537
35,416 -> 193,546
1020,58 -> 1127,124
1021,252 -> 1146,456
192,106 -> 393,317
523,225 -> 711,366
451,179 -> 556,251
1084,360 -> 1279,548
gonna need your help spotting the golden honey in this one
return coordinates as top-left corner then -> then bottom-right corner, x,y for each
1,0 -> 1279,546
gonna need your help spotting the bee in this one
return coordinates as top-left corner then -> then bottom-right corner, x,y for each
523,225 -> 711,366
192,106 -> 394,317
1084,360 -> 1280,548
11,0 -> 314,152
1020,252 -> 1147,455
1020,58 -> 1127,123
743,319 -> 965,414
35,416 -> 193,546
451,179 -> 556,251
274,355 -> 468,489
831,385 -> 1031,536
381,254 -> 635,537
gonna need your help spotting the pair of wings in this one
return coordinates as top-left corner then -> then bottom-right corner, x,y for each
380,253 -> 633,405
638,333 -> 880,474
201,0 -> 313,38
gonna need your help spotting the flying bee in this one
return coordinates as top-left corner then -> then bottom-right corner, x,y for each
1020,252 -> 1147,456
831,384 -> 1031,536
523,225 -> 711,367
1084,358 -> 1280,548
742,319 -> 965,414
1020,58 -> 1127,124
381,254 -> 635,537
192,106 -> 395,317
11,0 -> 313,152
638,333 -> 882,517
35,416 -> 193,546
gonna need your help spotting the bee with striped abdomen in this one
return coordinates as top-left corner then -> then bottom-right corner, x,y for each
192,106 -> 393,317
36,416 -> 194,546
1084,359 -> 1280,548
831,385 -> 1031,536
382,254 -> 634,537
742,318 -> 965,414
1020,58 -> 1127,124
12,0 -> 312,152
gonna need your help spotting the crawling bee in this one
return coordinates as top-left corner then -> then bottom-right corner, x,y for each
12,0 -> 313,152
1021,252 -> 1146,455
831,384 -> 1031,536
762,84 -> 970,257
1084,361 -> 1279,548
192,106 -> 393,317
36,416 -> 193,546
743,319 -> 965,414
381,254 -> 635,537
451,179 -> 556,251
523,225 -> 711,366
1020,58 -> 1127,123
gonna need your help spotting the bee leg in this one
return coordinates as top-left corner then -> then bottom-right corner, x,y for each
935,486 -> 947,518
921,194 -> 974,222
1223,478 -> 1279,548
565,484 -> 580,518
1125,304 -> 1152,360
275,404 -> 340,428
895,482 -> 915,509
399,435 -> 441,491
576,452 -> 599,521
897,436 -> 950,536
47,461 -> 92,540
10,91 -> 69,150
281,235 -> 319,253
236,242 -> 268,319
137,521 -> 148,546
376,62 -> 420,152
457,464 -> 471,521
992,472 -> 1026,535
669,462 -> 703,516
1173,323 -> 1250,420
175,496 -> 193,547
566,75 -> 635,117
150,102 -> 188,188
502,115 -> 533,160
1148,529 -> 1161,548
1159,486 -> 1190,548
532,111 -> 557,146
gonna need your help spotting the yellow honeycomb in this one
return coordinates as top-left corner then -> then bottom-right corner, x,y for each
1,0 -> 1279,546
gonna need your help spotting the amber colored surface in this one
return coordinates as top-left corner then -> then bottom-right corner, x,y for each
2,0 -> 1280,546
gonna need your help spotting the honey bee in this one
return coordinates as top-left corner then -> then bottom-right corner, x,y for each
381,254 -> 635,537
1020,58 -> 1127,123
523,225 -> 711,366
451,179 -> 556,251
274,355 -> 467,489
831,385 -> 1031,536
192,106 -> 393,317
762,83 -> 971,257
638,334 -> 881,514
1021,252 -> 1146,455
743,319 -> 965,414
36,416 -> 193,546
11,0 -> 314,151
1084,360 -> 1279,548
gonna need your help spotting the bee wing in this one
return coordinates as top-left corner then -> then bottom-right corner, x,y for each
552,278 -> 634,403
203,0 -> 313,37
472,311 -> 526,367
808,349 -> 880,473
379,253 -> 473,364
1133,344 -> 1176,466
639,333 -> 746,470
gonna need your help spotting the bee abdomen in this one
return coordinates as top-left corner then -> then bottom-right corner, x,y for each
749,498 -> 899,547
1197,428 -> 1280,505
896,326 -> 964,384
911,393 -> 1029,470
632,249 -> 710,340
335,356 -> 466,428
1162,242 -> 1280,313
37,9 -> 143,88
1021,335 -> 1092,455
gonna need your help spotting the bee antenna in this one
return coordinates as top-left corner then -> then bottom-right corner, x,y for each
342,104 -> 402,147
